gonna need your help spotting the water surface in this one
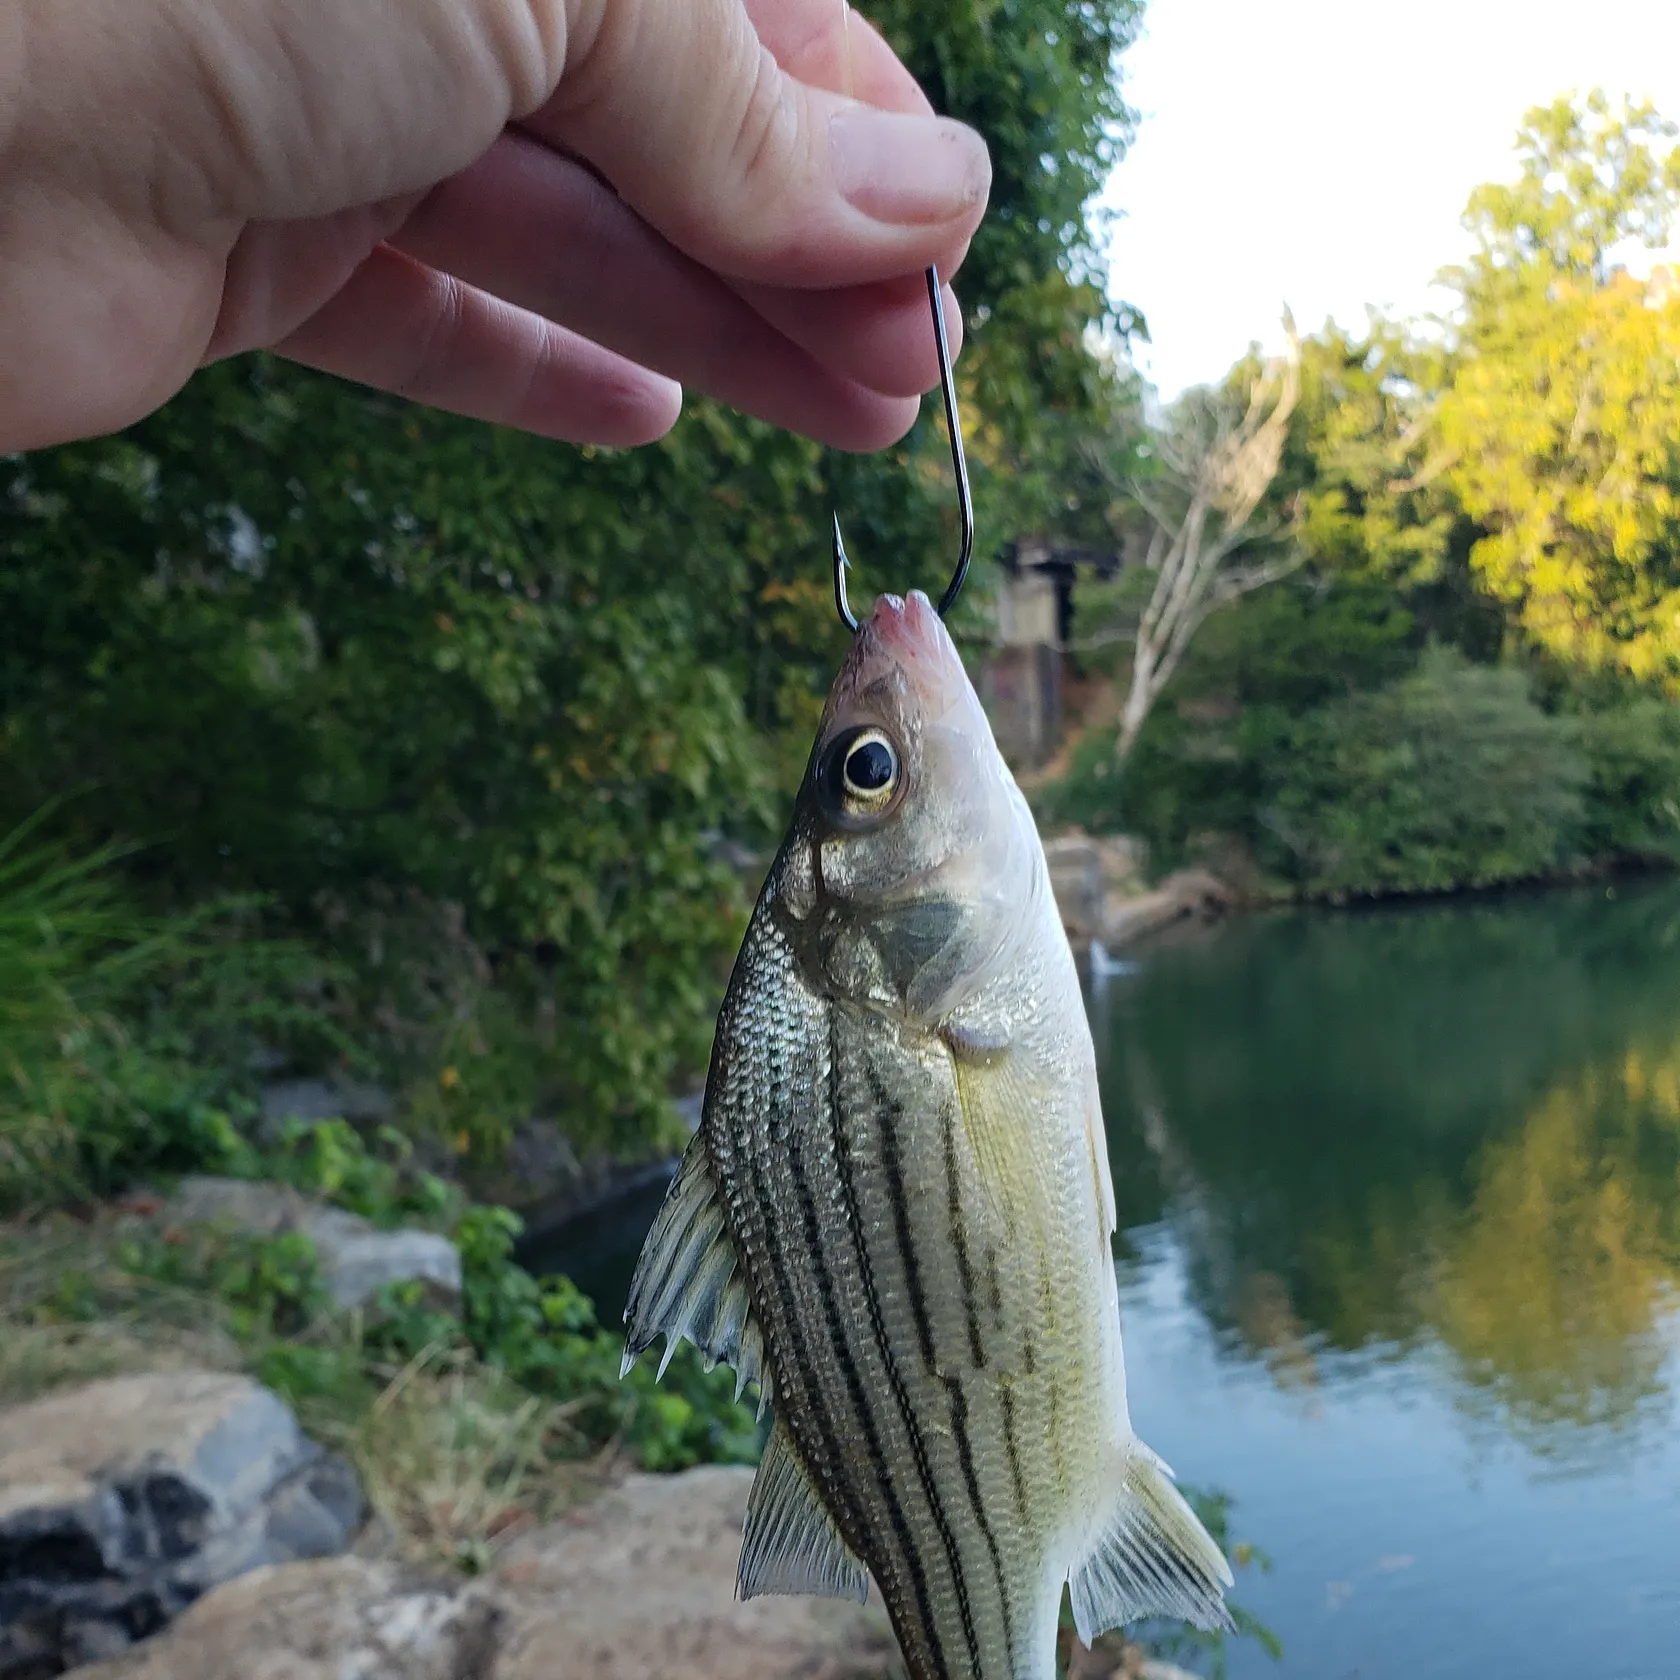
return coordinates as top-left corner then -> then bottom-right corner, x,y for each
538,880 -> 1680,1677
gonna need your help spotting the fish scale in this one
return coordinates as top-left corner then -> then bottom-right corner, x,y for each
623,590 -> 1232,1680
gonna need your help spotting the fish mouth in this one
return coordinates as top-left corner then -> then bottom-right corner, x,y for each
839,590 -> 967,714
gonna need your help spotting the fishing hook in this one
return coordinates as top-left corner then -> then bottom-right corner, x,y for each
832,263 -> 974,632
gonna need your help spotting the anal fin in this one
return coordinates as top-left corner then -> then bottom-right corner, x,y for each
738,1419 -> 867,1604
620,1134 -> 771,1412
1069,1443 -> 1234,1641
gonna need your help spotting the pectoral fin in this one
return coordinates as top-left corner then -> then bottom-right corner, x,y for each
738,1419 -> 868,1604
620,1134 -> 771,1411
1068,1443 -> 1234,1641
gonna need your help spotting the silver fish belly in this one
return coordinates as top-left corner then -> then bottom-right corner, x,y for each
622,591 -> 1230,1680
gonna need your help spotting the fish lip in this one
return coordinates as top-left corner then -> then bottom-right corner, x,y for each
862,589 -> 942,657
838,589 -> 966,719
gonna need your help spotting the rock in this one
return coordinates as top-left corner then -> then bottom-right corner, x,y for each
1044,833 -> 1106,940
71,1559 -> 503,1680
258,1076 -> 393,1130
165,1177 -> 461,1310
1044,832 -> 1152,942
1098,867 -> 1235,950
67,1468 -> 897,1680
490,1467 -> 899,1680
0,1372 -> 361,1677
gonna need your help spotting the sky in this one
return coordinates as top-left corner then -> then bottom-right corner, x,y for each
1099,0 -> 1680,398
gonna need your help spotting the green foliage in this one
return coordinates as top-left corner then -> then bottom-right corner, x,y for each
1047,96 -> 1680,897
1260,647 -> 1589,896
1434,94 -> 1680,687
1453,91 -> 1680,301
864,0 -> 1145,451
264,1117 -> 459,1228
0,816 -> 366,1208
1569,700 -> 1680,862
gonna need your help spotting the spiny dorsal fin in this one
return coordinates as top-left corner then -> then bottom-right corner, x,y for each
621,1134 -> 771,1412
1068,1443 -> 1234,1642
738,1419 -> 868,1604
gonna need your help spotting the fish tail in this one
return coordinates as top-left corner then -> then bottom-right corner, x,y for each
1066,1441 -> 1234,1644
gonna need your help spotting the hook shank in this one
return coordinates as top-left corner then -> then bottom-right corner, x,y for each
831,262 -> 975,633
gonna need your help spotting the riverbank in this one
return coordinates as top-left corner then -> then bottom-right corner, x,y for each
0,1134 -> 1270,1680
1041,824 -> 1680,970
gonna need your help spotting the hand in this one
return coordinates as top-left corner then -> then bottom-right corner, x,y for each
1,0 -> 990,454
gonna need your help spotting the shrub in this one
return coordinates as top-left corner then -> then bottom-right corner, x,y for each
1260,645 -> 1588,895
1570,698 -> 1680,863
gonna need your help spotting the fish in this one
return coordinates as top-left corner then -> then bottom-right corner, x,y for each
621,589 -> 1231,1680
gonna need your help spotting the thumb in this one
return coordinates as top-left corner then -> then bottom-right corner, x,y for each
531,0 -> 990,289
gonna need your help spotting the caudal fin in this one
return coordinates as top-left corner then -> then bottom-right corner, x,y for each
1068,1443 -> 1234,1643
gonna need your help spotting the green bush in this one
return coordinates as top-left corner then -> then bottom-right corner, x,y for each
1570,698 -> 1680,863
1260,646 -> 1588,895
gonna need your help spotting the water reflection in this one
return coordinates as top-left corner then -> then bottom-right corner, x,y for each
1433,1052 -> 1680,1456
535,881 -> 1680,1677
1097,882 -> 1680,1461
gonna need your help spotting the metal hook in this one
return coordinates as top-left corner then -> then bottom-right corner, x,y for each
833,263 -> 974,632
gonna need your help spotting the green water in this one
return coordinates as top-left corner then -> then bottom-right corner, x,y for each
1096,880 -> 1680,1677
538,879 -> 1680,1676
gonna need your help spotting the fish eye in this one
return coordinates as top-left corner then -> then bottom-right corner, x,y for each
819,726 -> 903,823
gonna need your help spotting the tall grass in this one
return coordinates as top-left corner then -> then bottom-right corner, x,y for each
0,810 -> 355,1209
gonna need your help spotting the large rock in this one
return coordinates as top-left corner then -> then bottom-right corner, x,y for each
0,1373 -> 361,1676
66,1468 -> 897,1680
165,1177 -> 461,1310
1043,832 -> 1151,944
490,1467 -> 899,1680
72,1559 -> 502,1680
1096,868 -> 1235,951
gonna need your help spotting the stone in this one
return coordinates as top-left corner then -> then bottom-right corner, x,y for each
1097,867 -> 1234,951
71,1558 -> 503,1680
1043,832 -> 1106,940
0,1372 -> 361,1677
258,1077 -> 393,1130
489,1467 -> 899,1680
1044,832 -> 1152,944
165,1177 -> 461,1310
66,1468 -> 896,1680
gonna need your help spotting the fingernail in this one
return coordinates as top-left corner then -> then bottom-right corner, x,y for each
829,107 -> 990,226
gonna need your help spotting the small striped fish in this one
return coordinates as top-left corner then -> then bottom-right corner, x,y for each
623,590 -> 1231,1680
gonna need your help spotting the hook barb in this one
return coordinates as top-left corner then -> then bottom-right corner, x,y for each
830,261 -> 975,631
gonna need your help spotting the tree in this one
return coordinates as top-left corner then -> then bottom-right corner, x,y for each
1437,93 -> 1680,688
1107,326 -> 1303,761
0,0 -> 1152,1159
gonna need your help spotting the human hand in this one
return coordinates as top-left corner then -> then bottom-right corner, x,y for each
1,0 -> 990,454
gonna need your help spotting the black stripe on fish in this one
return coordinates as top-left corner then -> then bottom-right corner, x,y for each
985,1247 -> 1005,1331
735,1045 -> 877,1588
942,1101 -> 988,1371
746,1146 -> 846,1489
801,1029 -> 947,1680
998,1378 -> 1030,1523
941,1095 -> 1017,1662
854,1054 -> 983,1680
873,1064 -> 939,1373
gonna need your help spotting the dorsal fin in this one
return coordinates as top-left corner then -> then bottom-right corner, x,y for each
738,1418 -> 868,1604
621,1134 -> 771,1411
1068,1443 -> 1233,1642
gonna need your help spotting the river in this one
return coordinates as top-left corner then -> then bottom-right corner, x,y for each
532,879 -> 1680,1678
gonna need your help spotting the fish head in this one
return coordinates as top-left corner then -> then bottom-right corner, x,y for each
779,590 -> 1045,1023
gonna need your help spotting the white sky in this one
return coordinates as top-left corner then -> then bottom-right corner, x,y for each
1099,0 -> 1680,397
